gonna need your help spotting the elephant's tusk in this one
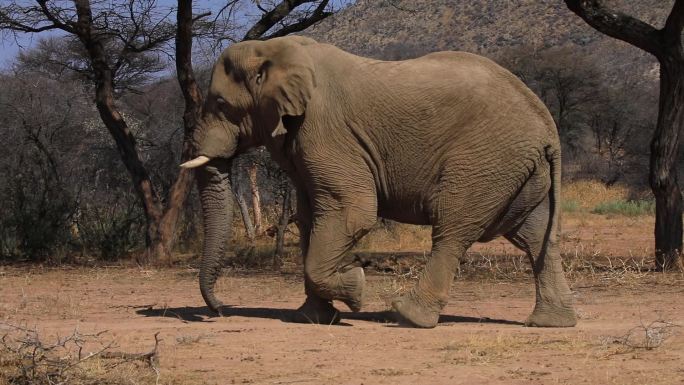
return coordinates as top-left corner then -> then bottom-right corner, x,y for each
180,156 -> 211,168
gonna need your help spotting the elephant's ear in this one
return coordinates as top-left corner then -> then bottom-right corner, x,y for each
257,40 -> 316,137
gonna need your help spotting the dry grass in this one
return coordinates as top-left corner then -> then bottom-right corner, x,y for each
562,179 -> 654,217
354,223 -> 431,253
0,324 -> 165,385
365,248 -> 678,291
440,333 -> 591,365
202,180 -> 657,277
562,180 -> 636,211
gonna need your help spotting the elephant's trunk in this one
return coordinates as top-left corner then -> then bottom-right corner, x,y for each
196,159 -> 234,314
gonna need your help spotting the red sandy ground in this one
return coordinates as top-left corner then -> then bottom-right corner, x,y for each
1,263 -> 683,385
1,214 -> 682,384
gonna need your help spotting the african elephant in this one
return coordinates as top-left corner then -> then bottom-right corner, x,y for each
181,35 -> 577,328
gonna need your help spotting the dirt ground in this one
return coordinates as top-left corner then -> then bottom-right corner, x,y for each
1,262 -> 683,384
2,213 -> 684,384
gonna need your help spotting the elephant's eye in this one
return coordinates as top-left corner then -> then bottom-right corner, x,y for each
216,97 -> 227,105
255,71 -> 264,85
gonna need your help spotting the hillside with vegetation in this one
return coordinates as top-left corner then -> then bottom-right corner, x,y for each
307,0 -> 672,185
311,1 -> 665,78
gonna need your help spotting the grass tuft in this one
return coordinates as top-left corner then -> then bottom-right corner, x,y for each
561,199 -> 581,213
591,200 -> 655,217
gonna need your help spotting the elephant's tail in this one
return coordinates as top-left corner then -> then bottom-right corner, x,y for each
546,145 -> 562,244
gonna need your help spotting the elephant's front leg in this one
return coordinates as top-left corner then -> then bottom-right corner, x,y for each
291,190 -> 345,324
304,206 -> 376,314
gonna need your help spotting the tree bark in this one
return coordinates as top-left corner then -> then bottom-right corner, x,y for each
232,157 -> 257,242
249,161 -> 264,235
234,187 -> 256,242
274,186 -> 293,269
564,0 -> 684,270
651,55 -> 684,270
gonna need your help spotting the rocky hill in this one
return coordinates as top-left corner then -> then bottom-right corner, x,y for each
304,1 -> 675,183
307,0 -> 670,83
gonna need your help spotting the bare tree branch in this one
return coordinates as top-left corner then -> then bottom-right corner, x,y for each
663,0 -> 684,49
243,0 -> 322,41
264,0 -> 332,39
192,11 -> 212,23
0,1 -> 74,34
563,0 -> 665,58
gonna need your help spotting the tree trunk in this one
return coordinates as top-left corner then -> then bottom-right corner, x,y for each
651,55 -> 684,271
249,160 -> 264,235
274,186 -> 292,270
562,0 -> 684,270
150,140 -> 195,263
234,188 -> 256,242
74,0 -> 165,263
147,0 -> 206,264
94,95 -> 164,264
232,157 -> 256,242
72,0 -> 204,264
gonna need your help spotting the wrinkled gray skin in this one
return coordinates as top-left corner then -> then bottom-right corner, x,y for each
184,36 -> 576,328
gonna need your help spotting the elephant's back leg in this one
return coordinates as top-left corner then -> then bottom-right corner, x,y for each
479,158 -> 551,242
393,163 -> 526,328
505,195 -> 577,327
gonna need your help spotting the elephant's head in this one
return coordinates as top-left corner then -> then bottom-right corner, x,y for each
180,36 -> 317,313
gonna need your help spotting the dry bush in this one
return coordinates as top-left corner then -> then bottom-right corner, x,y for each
358,244 -> 670,292
354,222 -> 431,252
0,323 -> 162,385
562,180 -> 652,213
211,180 -> 660,281
458,252 -> 530,281
562,180 -> 631,211
599,315 -> 680,356
440,333 -> 589,365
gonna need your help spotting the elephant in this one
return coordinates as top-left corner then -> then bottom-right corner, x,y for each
180,35 -> 577,329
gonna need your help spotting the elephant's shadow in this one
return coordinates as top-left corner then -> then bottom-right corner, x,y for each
134,305 -> 523,326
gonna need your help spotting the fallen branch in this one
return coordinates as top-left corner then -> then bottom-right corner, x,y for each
0,323 -> 162,384
100,331 -> 161,369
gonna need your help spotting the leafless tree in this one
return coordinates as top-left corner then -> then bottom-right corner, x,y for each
587,87 -> 648,186
232,156 -> 257,242
564,0 -> 684,270
1,0 -> 337,263
502,47 -> 600,151
273,185 -> 293,269
0,72 -> 87,259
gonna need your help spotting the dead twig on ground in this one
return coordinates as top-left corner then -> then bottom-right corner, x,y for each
599,314 -> 680,357
0,322 -> 161,384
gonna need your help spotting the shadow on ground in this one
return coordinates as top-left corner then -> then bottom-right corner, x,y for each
135,306 -> 522,326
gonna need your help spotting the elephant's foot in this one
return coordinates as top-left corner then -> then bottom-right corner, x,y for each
290,296 -> 341,325
525,303 -> 577,327
337,266 -> 365,312
307,266 -> 365,312
391,293 -> 440,328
